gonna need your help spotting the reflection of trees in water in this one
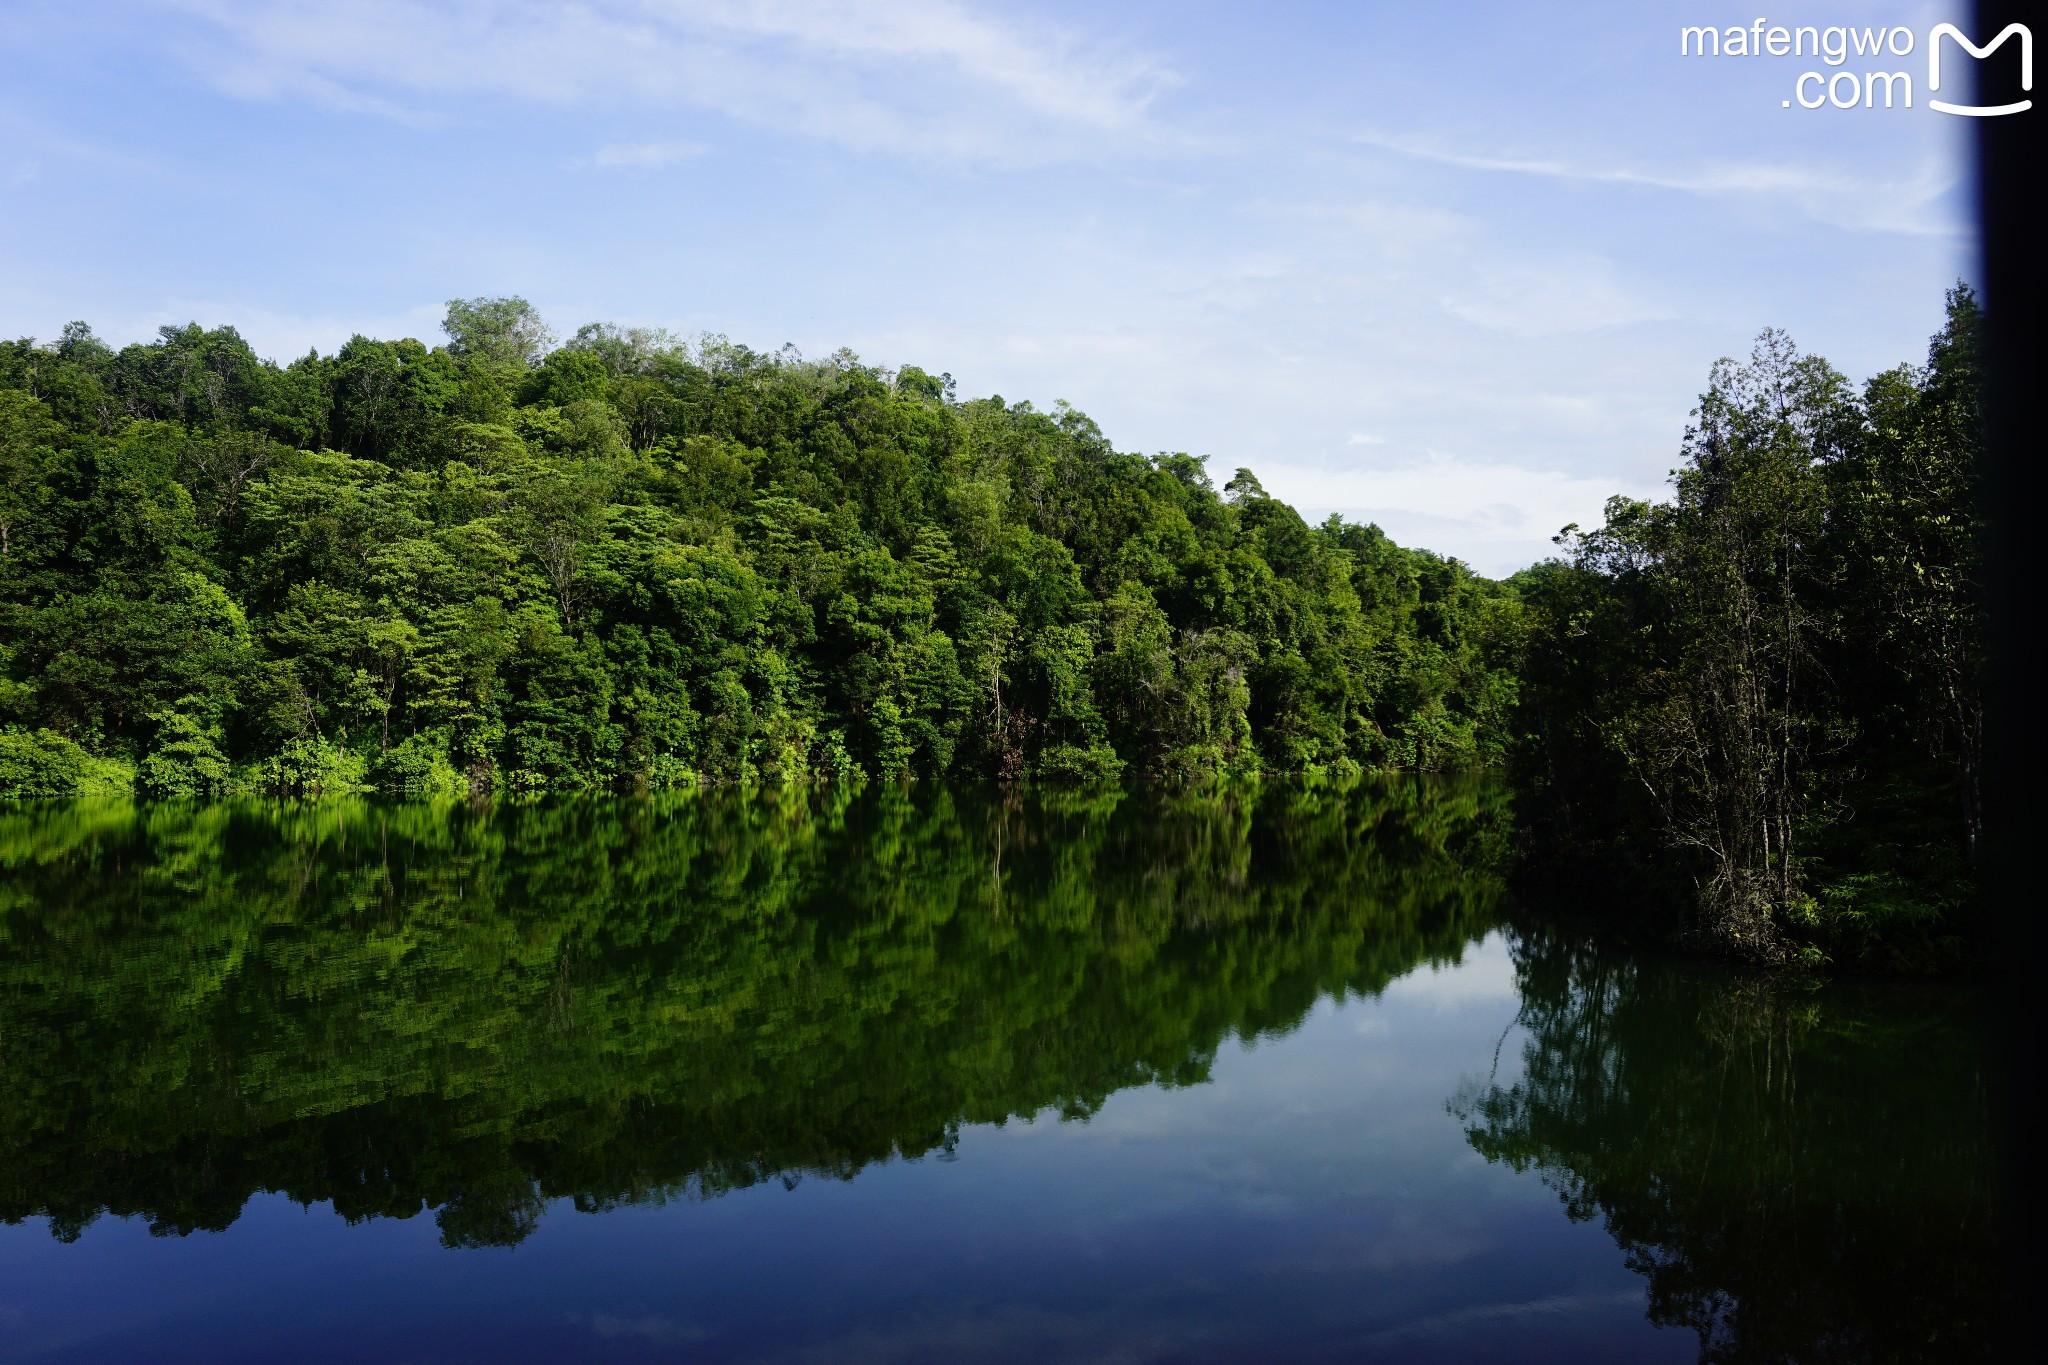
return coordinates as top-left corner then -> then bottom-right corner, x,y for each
1453,931 -> 1993,1362
0,777 -> 1507,1247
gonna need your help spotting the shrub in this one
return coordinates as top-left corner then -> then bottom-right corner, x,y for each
135,708 -> 231,798
0,728 -> 134,797
369,733 -> 469,797
253,737 -> 369,795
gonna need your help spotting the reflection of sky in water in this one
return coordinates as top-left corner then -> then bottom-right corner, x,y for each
0,930 -> 1694,1363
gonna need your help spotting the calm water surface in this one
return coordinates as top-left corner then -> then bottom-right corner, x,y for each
0,785 -> 1993,1362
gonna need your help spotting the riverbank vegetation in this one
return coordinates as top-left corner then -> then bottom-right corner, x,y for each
0,290 -> 1986,964
1511,288 -> 1985,966
0,303 -> 1518,800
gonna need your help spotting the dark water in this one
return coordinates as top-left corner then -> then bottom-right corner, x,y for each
0,784 -> 1993,1362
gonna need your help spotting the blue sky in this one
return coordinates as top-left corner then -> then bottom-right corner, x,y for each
0,1 -> 1974,573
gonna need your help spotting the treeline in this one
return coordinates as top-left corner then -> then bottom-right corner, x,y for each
0,300 -> 1518,797
0,289 -> 1992,963
1511,288 -> 1986,964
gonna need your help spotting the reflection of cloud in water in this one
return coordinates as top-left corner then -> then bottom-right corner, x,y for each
1382,931 -> 1518,1009
745,1285 -> 1657,1363
1361,1290 -> 1650,1344
1259,1215 -> 1497,1274
588,1312 -> 709,1344
751,1303 -> 1184,1365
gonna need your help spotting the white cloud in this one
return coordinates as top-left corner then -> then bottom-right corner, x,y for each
155,0 -> 1180,162
1269,452 -> 1657,576
693,0 -> 1176,127
588,139 -> 709,169
1349,128 -> 1964,237
1440,256 -> 1674,337
1253,198 -> 1477,262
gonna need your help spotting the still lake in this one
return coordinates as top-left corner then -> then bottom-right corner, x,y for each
0,783 -> 1993,1362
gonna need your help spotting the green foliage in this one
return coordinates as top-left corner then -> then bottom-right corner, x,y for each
0,308 -> 1519,796
0,727 -> 132,796
134,704 -> 231,797
0,779 -> 1510,1247
1514,289 -> 1986,962
366,731 -> 468,796
249,736 -> 370,796
1,291 -> 1985,963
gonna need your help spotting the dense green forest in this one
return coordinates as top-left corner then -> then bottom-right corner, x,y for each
0,290 -> 1986,962
0,300 -> 1518,800
1511,288 -> 1985,965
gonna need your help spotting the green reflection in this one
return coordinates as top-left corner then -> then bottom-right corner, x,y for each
1454,931 -> 1994,1362
1,778 -> 1508,1248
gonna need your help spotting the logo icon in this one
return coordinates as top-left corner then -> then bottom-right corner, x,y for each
1927,22 -> 2032,116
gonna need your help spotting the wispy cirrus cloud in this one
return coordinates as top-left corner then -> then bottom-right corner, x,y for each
153,0 -> 1182,162
586,139 -> 710,170
1349,128 -> 1963,236
0,1 -> 1971,581
1272,451 -> 1655,569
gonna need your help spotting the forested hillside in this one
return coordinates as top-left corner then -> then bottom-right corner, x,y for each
0,300 -> 1519,797
0,291 -> 1990,964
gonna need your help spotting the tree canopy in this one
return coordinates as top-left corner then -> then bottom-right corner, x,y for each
0,302 -> 1519,799
1509,288 -> 1986,964
0,288 -> 1992,963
